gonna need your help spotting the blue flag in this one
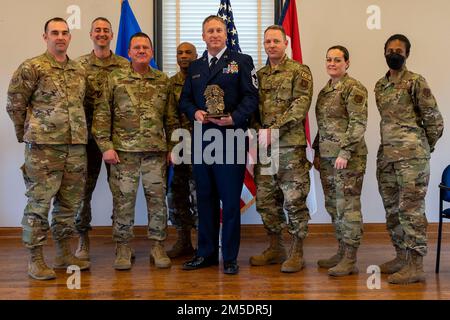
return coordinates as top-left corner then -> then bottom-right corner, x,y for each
116,0 -> 158,69
217,0 -> 241,52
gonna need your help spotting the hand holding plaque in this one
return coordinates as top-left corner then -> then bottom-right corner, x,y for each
204,84 -> 229,119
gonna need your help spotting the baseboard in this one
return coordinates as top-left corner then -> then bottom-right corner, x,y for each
1,223 -> 449,238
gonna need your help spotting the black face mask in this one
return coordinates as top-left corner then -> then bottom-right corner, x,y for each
385,53 -> 405,70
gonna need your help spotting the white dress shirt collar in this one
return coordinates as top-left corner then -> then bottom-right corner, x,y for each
208,46 -> 227,65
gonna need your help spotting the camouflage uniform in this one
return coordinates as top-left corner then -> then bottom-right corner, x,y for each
313,74 -> 368,248
93,65 -> 177,242
254,55 -> 313,239
374,67 -> 444,256
75,51 -> 129,234
6,51 -> 88,247
167,71 -> 197,231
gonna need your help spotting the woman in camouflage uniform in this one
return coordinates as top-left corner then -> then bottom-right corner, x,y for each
313,46 -> 368,277
374,34 -> 443,284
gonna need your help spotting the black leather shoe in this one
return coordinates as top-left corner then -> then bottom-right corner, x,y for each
223,261 -> 239,275
182,256 -> 219,270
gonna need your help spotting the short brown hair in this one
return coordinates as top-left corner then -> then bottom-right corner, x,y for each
44,17 -> 68,33
128,32 -> 153,50
91,17 -> 112,31
327,45 -> 350,61
202,15 -> 226,31
264,25 -> 286,41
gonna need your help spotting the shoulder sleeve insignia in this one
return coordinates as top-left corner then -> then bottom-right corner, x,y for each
354,94 -> 364,104
300,79 -> 309,89
301,71 -> 312,81
422,88 -> 432,99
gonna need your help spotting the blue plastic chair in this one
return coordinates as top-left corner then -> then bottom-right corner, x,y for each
436,165 -> 450,273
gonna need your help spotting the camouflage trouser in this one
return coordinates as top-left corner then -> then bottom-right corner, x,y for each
255,147 -> 311,239
167,163 -> 197,231
75,138 -> 111,234
21,144 -> 87,248
319,155 -> 366,248
109,151 -> 167,242
376,158 -> 430,256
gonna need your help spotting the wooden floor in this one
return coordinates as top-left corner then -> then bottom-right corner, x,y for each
1,224 -> 450,300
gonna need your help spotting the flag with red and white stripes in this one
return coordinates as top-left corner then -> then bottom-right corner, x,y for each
217,0 -> 257,214
279,0 -> 317,214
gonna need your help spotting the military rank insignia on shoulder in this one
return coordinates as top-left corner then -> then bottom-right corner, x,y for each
223,61 -> 239,74
251,68 -> 258,89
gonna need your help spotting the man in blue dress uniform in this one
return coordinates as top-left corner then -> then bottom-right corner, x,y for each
179,15 -> 258,275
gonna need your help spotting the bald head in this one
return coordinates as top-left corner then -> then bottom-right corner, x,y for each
177,42 -> 198,73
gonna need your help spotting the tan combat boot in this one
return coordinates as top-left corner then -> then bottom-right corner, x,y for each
328,244 -> 359,276
113,242 -> 133,270
250,233 -> 287,266
150,240 -> 172,268
54,238 -> 90,270
379,246 -> 406,274
388,250 -> 425,284
28,246 -> 56,280
317,240 -> 345,268
75,232 -> 90,261
166,228 -> 194,258
280,236 -> 305,273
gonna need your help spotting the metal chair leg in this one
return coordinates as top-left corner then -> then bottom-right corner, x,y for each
436,191 -> 443,274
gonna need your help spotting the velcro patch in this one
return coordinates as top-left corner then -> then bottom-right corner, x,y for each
300,79 -> 309,89
354,94 -> 364,104
422,88 -> 432,98
301,71 -> 312,81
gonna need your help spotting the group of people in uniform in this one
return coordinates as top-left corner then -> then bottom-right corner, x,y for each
6,14 -> 443,286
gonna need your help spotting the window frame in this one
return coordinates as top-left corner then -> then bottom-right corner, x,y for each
153,0 -> 282,72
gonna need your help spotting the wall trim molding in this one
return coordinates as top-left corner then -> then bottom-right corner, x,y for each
1,223 -> 449,238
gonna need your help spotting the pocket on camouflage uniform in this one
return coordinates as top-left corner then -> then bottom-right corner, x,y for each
344,210 -> 362,223
277,80 -> 293,101
20,163 -> 32,189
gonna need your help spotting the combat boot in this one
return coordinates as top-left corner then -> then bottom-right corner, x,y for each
317,240 -> 345,268
388,250 -> 425,284
249,233 -> 286,266
379,246 -> 406,274
75,232 -> 90,261
150,240 -> 172,269
113,242 -> 133,270
166,228 -> 195,258
328,244 -> 359,277
28,246 -> 56,280
54,239 -> 90,270
281,236 -> 305,273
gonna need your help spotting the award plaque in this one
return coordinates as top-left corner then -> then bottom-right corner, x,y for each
204,84 -> 229,119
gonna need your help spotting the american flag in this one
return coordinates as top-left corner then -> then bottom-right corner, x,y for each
278,0 -> 317,214
217,0 -> 256,213
218,0 -> 241,53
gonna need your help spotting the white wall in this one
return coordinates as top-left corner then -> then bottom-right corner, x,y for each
0,0 -> 449,227
297,0 -> 450,224
0,0 -> 153,227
